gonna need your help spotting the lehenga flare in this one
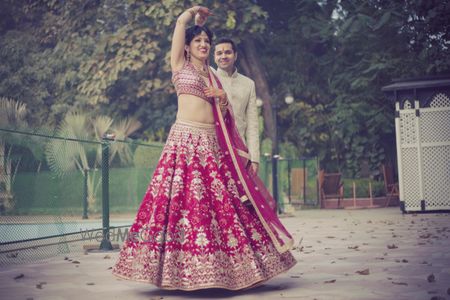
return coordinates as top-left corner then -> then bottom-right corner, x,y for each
112,119 -> 297,290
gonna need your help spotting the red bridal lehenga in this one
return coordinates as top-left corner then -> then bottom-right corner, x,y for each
112,62 -> 297,290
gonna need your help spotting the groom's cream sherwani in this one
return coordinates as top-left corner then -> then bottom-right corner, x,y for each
215,68 -> 260,163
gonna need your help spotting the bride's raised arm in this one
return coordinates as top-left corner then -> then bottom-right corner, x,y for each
170,6 -> 212,72
170,7 -> 194,72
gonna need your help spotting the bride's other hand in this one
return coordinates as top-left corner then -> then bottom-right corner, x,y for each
203,87 -> 226,101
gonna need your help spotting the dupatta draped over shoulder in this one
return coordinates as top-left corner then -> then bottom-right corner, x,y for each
207,70 -> 294,253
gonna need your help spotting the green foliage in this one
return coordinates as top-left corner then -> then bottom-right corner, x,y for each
342,178 -> 385,198
133,143 -> 164,172
1,0 -> 449,179
11,167 -> 159,214
259,0 -> 450,176
44,110 -> 141,208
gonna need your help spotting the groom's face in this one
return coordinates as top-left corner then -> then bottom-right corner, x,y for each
214,43 -> 237,72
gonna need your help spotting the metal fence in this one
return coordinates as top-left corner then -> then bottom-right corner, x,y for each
0,126 -> 318,266
0,127 -> 163,266
259,155 -> 319,210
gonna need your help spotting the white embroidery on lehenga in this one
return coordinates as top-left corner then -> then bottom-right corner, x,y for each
112,121 -> 296,290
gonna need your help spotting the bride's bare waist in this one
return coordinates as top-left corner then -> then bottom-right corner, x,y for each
177,96 -> 214,124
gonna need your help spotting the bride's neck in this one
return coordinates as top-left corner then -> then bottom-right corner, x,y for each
190,58 -> 207,70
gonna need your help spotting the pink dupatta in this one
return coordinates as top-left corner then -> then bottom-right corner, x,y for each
206,69 -> 294,253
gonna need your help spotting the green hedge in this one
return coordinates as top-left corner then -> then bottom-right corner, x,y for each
342,178 -> 385,198
10,167 -> 157,215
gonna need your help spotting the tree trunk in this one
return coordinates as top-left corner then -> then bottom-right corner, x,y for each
239,39 -> 275,143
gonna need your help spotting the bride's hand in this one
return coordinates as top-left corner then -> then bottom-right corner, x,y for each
193,6 -> 213,26
203,87 -> 227,101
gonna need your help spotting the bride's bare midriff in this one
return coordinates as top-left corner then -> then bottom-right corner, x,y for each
176,94 -> 215,124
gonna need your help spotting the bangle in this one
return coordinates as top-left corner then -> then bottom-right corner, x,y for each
219,99 -> 228,107
219,95 -> 228,104
187,8 -> 196,19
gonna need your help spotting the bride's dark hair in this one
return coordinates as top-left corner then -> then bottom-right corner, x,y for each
185,25 -> 213,46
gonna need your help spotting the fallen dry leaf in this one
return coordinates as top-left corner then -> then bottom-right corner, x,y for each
14,274 -> 24,280
348,245 -> 359,250
86,282 -> 95,285
427,274 -> 436,283
387,244 -> 398,249
356,269 -> 370,275
392,282 -> 408,286
324,279 -> 336,283
72,260 -> 80,264
104,255 -> 111,259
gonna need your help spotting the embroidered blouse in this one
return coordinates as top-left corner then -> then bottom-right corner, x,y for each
172,62 -> 210,103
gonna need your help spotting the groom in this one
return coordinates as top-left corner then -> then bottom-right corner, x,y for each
213,38 -> 260,173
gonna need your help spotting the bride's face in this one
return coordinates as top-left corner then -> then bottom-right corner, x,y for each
186,31 -> 211,62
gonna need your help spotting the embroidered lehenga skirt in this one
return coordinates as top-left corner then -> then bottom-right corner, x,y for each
112,119 -> 297,290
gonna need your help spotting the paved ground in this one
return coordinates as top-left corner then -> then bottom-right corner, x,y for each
1,207 -> 450,300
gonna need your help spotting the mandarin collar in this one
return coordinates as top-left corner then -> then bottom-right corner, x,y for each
217,67 -> 238,78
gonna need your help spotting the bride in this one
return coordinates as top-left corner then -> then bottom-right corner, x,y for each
112,5 -> 297,290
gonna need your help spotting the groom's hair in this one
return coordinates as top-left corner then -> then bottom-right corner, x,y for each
215,37 -> 237,53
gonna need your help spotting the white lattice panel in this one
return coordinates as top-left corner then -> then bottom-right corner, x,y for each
400,148 -> 421,209
422,145 -> 450,209
430,93 -> 450,107
399,111 -> 416,145
420,110 -> 450,143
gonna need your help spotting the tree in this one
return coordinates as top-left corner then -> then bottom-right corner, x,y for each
1,0 -> 449,178
45,111 -> 141,209
256,0 -> 450,176
0,97 -> 28,210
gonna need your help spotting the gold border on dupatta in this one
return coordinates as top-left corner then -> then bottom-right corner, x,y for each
209,71 -> 293,254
